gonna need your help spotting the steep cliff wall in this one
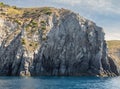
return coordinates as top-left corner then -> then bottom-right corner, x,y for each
0,5 -> 119,76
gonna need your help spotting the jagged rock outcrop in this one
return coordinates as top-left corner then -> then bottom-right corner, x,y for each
0,5 -> 119,76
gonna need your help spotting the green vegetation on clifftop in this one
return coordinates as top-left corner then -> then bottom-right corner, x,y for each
107,40 -> 120,49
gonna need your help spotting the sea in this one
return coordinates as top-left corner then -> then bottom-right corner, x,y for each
0,76 -> 120,89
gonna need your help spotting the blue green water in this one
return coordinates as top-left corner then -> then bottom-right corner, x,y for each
0,76 -> 120,89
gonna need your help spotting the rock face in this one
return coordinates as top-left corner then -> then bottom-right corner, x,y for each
0,6 -> 119,76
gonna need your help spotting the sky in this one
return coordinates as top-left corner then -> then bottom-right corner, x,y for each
0,0 -> 120,40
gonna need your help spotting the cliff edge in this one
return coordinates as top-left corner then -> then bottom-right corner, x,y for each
0,3 -> 119,76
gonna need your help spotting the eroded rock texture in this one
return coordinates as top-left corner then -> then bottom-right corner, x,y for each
0,7 -> 119,76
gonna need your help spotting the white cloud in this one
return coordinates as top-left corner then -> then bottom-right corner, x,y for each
105,33 -> 120,40
53,0 -> 120,14
53,0 -> 81,5
104,27 -> 120,40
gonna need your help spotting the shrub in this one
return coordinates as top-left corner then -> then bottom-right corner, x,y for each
0,2 -> 4,7
40,21 -> 45,24
40,20 -> 46,30
27,20 -> 38,28
45,11 -> 52,15
12,6 -> 17,9
7,8 -> 23,16
41,26 -> 46,30
1,13 -> 5,15
14,20 -> 21,25
41,7 -> 52,15
21,38 -> 25,45
27,24 -> 32,27
35,43 -> 38,47
31,21 -> 37,27
28,42 -> 38,51
25,25 -> 30,30
29,44 -> 32,46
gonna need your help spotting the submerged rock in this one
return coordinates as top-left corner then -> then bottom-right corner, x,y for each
0,6 -> 119,76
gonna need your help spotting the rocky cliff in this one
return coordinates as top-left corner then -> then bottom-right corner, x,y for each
0,4 -> 119,76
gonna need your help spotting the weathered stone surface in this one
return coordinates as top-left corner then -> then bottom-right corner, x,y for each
0,7 -> 119,76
